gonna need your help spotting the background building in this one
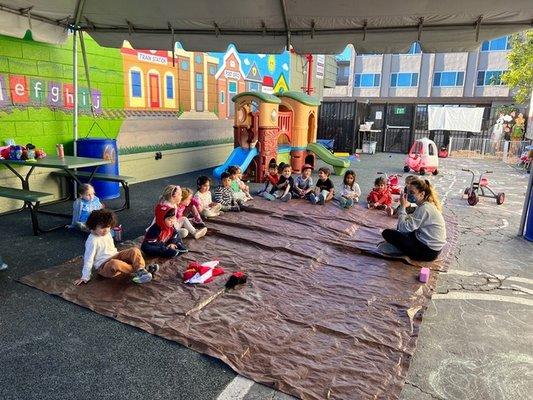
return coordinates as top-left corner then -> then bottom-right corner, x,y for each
321,37 -> 529,154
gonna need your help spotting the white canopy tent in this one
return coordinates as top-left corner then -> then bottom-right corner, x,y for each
0,0 -> 532,54
1,0 -> 532,236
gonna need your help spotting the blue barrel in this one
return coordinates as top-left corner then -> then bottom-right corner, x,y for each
76,138 -> 120,200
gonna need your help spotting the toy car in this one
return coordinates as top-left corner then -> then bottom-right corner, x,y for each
404,137 -> 439,175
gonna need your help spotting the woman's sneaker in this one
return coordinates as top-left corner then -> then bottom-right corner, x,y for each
193,227 -> 207,239
147,264 -> 160,276
280,192 -> 292,202
132,269 -> 152,284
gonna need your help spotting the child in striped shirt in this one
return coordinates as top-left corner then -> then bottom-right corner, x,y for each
214,172 -> 242,212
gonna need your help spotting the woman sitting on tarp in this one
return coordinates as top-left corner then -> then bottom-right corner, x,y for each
381,179 -> 446,262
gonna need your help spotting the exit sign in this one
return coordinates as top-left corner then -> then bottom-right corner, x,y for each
395,107 -> 406,114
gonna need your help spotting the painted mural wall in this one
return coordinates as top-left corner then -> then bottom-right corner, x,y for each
0,33 -> 326,156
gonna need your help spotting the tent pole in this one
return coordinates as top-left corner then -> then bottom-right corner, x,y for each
73,28 -> 78,156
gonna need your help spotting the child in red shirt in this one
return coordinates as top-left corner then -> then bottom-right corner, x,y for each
257,161 -> 279,197
367,176 -> 393,216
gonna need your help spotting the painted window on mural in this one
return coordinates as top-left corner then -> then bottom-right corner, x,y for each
249,82 -> 259,92
209,66 -> 216,75
390,73 -> 418,87
166,75 -> 174,99
220,91 -> 225,104
195,54 -> 202,64
228,81 -> 237,93
131,70 -> 142,97
195,74 -> 203,90
181,60 -> 189,70
433,71 -> 465,87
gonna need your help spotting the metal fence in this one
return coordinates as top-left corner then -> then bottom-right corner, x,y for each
448,138 -> 532,164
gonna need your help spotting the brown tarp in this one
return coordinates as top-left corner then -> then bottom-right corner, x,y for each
20,200 -> 456,400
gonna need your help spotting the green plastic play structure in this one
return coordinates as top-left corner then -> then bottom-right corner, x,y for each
306,142 -> 350,176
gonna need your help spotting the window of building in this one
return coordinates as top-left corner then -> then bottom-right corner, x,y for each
220,91 -> 225,104
481,36 -> 511,51
195,54 -> 202,64
336,62 -> 350,86
130,70 -> 142,98
476,70 -> 506,86
354,73 -> 380,87
166,75 -> 174,99
433,71 -> 465,87
249,82 -> 259,92
195,73 -> 203,90
390,72 -> 418,87
209,66 -> 216,75
406,42 -> 422,54
228,81 -> 237,93
181,60 -> 189,70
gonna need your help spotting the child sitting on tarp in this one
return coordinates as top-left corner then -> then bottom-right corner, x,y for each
214,172 -> 242,212
339,170 -> 361,208
310,167 -> 335,205
73,209 -> 158,286
228,166 -> 253,202
264,163 -> 293,202
393,175 -> 418,216
194,176 -> 223,219
367,176 -> 393,216
256,161 -> 279,197
141,203 -> 188,257
67,183 -> 103,232
178,188 -> 208,238
291,164 -> 314,199
149,185 -> 207,240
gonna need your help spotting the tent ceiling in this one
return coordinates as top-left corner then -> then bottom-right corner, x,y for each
0,0 -> 532,53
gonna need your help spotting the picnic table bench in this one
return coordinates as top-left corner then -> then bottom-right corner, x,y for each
0,186 -> 54,235
51,170 -> 134,211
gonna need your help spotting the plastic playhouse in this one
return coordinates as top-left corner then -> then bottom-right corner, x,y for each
213,91 -> 350,182
404,137 -> 439,176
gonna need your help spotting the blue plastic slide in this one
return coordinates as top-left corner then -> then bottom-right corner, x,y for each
213,147 -> 259,180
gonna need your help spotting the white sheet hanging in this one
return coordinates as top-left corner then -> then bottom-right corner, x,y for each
428,106 -> 485,133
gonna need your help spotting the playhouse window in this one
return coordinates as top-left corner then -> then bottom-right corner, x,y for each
166,75 -> 174,99
181,60 -> 189,70
131,71 -> 142,98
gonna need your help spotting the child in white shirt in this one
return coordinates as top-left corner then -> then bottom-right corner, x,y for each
339,170 -> 361,208
194,176 -> 222,218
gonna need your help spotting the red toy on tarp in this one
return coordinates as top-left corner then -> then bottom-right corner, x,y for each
183,260 -> 224,284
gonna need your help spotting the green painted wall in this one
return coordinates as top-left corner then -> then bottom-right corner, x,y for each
0,32 -> 124,155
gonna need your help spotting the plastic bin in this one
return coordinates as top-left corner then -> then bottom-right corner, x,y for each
76,138 -> 120,200
362,141 -> 377,154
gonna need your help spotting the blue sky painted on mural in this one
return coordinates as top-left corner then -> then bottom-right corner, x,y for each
208,45 -> 291,89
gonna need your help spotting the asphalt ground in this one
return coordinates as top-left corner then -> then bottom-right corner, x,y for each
1,153 -> 531,400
